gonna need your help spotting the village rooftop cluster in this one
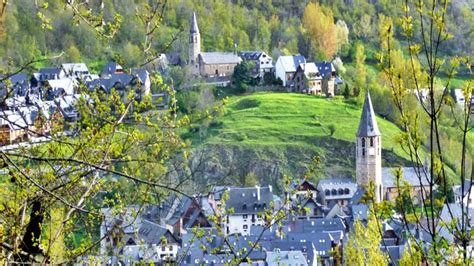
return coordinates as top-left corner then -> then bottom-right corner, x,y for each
0,62 -> 152,147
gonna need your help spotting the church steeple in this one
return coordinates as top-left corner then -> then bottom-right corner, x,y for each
190,12 -> 200,34
189,11 -> 201,75
356,92 -> 383,202
357,92 -> 381,138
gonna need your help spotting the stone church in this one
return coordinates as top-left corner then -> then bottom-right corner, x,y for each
355,92 -> 431,203
188,12 -> 242,78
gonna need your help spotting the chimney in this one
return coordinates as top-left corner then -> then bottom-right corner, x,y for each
255,186 -> 260,201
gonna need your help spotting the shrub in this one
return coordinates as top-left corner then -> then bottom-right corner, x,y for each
234,98 -> 260,110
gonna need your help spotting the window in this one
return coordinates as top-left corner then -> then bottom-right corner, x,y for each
325,190 -> 330,196
162,246 -> 166,251
362,148 -> 366,156
243,214 -> 248,219
243,225 -> 248,230
242,204 -> 247,211
370,137 -> 374,147
361,138 -> 366,147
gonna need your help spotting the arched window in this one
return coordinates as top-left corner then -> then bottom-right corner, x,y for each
331,189 -> 337,195
325,190 -> 330,196
344,188 -> 350,194
370,137 -> 374,147
338,188 -> 344,195
242,204 -> 247,210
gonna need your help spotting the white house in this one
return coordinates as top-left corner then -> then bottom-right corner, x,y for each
239,51 -> 274,77
222,186 -> 273,236
274,55 -> 306,86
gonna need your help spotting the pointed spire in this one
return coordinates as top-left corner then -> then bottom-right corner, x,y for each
190,12 -> 199,34
356,91 -> 381,137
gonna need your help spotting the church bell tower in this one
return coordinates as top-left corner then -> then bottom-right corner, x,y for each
356,92 -> 383,202
189,12 -> 201,75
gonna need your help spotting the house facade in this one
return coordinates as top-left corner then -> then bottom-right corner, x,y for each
293,62 -> 323,95
274,55 -> 306,87
316,61 -> 341,97
222,186 -> 273,236
239,51 -> 273,78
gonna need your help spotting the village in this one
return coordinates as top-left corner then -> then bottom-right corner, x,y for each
95,91 -> 474,265
1,9 -> 473,266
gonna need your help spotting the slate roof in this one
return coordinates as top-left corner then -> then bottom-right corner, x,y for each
101,62 -> 124,76
277,55 -> 306,73
46,78 -> 78,95
382,167 -> 431,188
131,69 -> 149,84
266,250 -> 307,265
19,106 -> 39,126
199,52 -> 242,65
349,187 -> 366,206
137,220 -> 177,245
0,111 -> 28,130
190,12 -> 199,34
296,62 -> 321,80
357,92 -> 381,137
8,73 -> 29,85
381,245 -> 405,263
317,178 -> 358,199
87,73 -> 136,93
351,204 -> 369,221
453,180 -> 474,197
283,218 -> 347,233
239,51 -> 264,60
316,61 -> 336,79
61,63 -> 89,76
39,67 -> 63,80
260,240 -> 316,265
226,186 -> 273,214
285,231 -> 335,258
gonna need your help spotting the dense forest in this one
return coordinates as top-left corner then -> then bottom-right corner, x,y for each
1,0 -> 472,179
1,0 -> 473,69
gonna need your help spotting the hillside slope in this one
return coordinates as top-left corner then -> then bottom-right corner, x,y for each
187,93 -> 411,191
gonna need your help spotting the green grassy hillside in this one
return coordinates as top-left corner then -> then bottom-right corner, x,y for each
196,93 -> 406,155
185,93 -> 412,189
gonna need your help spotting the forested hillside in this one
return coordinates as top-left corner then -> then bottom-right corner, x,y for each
1,0 -> 473,69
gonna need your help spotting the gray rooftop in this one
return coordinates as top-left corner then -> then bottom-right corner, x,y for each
266,250 -> 307,265
315,61 -> 336,79
199,52 -> 242,65
357,92 -> 381,137
382,167 -> 431,188
190,12 -> 199,34
226,186 -> 273,214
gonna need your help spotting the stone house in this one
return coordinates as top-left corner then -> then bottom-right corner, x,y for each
316,61 -> 342,97
197,52 -> 242,78
188,12 -> 242,78
292,62 -> 323,95
0,111 -> 28,145
381,167 -> 432,203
